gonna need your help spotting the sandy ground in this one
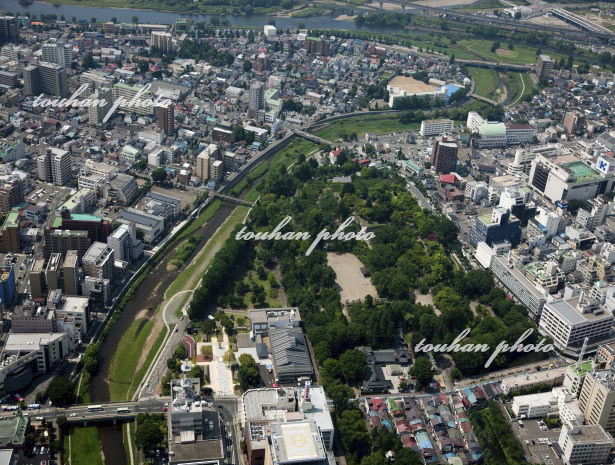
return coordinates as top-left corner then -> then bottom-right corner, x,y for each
495,48 -> 513,56
327,252 -> 378,302
335,14 -> 358,20
415,293 -> 440,315
150,185 -> 196,209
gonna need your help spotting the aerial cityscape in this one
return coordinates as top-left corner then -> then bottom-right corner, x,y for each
2,0 -> 615,464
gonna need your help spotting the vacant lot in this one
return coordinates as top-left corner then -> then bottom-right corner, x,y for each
150,185 -> 196,209
327,252 -> 378,302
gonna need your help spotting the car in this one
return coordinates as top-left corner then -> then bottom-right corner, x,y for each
35,416 -> 44,421
162,407 -> 168,412
69,413 -> 77,417
217,405 -> 224,409
180,316 -> 184,321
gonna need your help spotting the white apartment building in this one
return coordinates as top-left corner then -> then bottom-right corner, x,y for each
195,144 -> 219,181
490,254 -> 547,320
41,42 -> 72,68
419,119 -> 454,137
538,287 -> 614,355
558,423 -> 613,465
512,391 -> 558,418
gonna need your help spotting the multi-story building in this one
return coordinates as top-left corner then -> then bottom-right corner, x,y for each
430,136 -> 458,174
0,265 -> 15,308
37,151 -> 53,183
558,423 -> 612,465
538,287 -> 614,356
107,223 -> 141,263
82,241 -> 114,281
537,54 -> 554,79
195,144 -> 219,181
490,254 -> 546,320
112,82 -> 154,115
248,82 -> 264,118
467,112 -> 536,148
528,154 -> 611,203
525,261 -> 565,294
0,175 -> 23,213
157,104 -> 174,135
63,250 -> 79,296
23,63 -> 68,97
419,119 -> 454,137
88,87 -> 113,126
151,31 -> 174,53
576,195 -> 611,231
43,229 -> 90,260
115,208 -> 164,244
41,42 -> 72,68
578,369 -> 615,433
168,378 -> 225,465
0,17 -> 19,45
143,192 -> 180,224
469,207 -> 522,248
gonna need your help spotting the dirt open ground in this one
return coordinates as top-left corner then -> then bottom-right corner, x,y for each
327,252 -> 378,302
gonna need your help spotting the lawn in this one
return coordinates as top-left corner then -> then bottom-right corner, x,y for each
314,115 -> 420,142
467,66 -> 500,99
66,427 -> 104,465
238,269 -> 281,308
457,40 -> 563,64
170,234 -> 202,269
107,316 -> 158,401
504,71 -> 534,106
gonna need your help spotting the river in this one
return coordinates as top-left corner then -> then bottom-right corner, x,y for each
1,0 -> 411,32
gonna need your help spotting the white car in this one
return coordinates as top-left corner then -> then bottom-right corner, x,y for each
69,413 -> 77,417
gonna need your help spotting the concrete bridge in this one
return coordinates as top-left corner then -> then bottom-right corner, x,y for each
291,128 -> 332,146
213,194 -> 255,207
457,59 -> 532,72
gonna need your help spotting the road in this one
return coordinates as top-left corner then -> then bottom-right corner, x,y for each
215,398 -> 239,465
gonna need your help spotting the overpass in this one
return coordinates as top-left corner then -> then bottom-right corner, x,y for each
550,8 -> 614,35
291,129 -> 332,145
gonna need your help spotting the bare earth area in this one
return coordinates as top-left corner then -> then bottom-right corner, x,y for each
327,252 -> 378,302
495,48 -> 513,56
525,15 -> 576,28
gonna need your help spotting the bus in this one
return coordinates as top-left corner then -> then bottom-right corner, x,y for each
87,405 -> 104,412
117,407 -> 130,414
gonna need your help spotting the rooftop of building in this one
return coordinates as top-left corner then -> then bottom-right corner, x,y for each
1,212 -> 18,230
564,160 -> 602,182
4,333 -> 65,352
564,424 -> 613,444
546,297 -> 612,325
0,413 -> 27,448
271,421 -> 326,464
478,122 -> 507,137
571,360 -> 594,376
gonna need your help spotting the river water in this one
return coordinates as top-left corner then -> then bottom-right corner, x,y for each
1,0 -> 409,32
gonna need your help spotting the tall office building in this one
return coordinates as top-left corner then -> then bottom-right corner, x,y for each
0,176 -> 23,213
0,17 -> 19,45
579,370 -> 615,434
23,63 -> 68,97
151,31 -> 174,53
88,87 -> 113,126
51,149 -> 72,186
430,136 -> 458,174
157,104 -> 175,135
42,42 -> 72,68
248,82 -> 264,118
537,54 -> 554,79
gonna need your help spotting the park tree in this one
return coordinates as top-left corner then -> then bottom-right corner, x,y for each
339,349 -> 367,386
410,356 -> 434,389
46,377 -> 75,406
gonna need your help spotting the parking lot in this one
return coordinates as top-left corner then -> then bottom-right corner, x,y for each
511,418 -> 563,465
